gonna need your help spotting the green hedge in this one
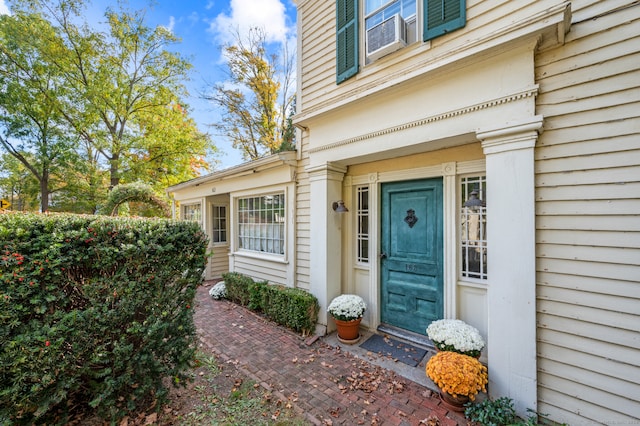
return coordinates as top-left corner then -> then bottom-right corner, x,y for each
0,212 -> 208,424
221,272 -> 319,335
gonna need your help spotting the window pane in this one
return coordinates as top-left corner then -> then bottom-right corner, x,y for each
460,176 -> 487,280
357,186 -> 370,263
366,0 -> 416,29
237,193 -> 286,255
366,0 -> 387,14
212,205 -> 227,243
183,204 -> 202,223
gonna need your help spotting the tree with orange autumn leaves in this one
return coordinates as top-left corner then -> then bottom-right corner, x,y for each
205,27 -> 295,161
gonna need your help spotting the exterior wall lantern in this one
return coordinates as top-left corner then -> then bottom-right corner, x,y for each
332,200 -> 349,213
464,189 -> 484,210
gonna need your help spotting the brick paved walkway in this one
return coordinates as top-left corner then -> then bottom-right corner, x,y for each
194,283 -> 468,426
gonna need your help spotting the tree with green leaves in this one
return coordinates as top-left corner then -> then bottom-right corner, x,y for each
0,0 -> 215,213
206,27 -> 295,161
0,11 -> 80,212
0,153 -> 39,211
37,0 -> 211,189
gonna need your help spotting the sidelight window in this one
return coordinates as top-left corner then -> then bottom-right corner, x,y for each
460,176 -> 487,280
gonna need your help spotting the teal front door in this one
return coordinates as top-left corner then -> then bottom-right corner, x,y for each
380,178 -> 443,335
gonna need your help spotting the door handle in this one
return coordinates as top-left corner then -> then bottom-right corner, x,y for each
379,252 -> 387,260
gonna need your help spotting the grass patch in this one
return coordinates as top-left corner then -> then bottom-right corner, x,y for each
167,351 -> 307,426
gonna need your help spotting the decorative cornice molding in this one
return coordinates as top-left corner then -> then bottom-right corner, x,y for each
306,162 -> 348,182
478,115 -> 544,155
309,86 -> 539,154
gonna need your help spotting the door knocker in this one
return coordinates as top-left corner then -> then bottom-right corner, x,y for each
404,209 -> 418,228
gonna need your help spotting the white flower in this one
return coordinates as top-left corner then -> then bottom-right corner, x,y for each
209,281 -> 226,300
327,294 -> 366,321
426,319 -> 485,355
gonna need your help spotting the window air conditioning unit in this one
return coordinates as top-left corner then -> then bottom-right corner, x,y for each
366,14 -> 407,61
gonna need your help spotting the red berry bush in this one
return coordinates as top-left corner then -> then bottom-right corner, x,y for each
0,212 -> 208,424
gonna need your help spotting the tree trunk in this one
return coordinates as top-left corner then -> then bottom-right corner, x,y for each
40,169 -> 49,212
110,153 -> 120,190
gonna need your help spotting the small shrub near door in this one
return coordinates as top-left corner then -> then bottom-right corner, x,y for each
0,212 -> 208,424
221,272 -> 319,335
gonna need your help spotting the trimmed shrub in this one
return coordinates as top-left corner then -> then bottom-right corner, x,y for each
248,279 -> 268,311
262,285 -> 319,335
222,272 -> 253,306
221,272 -> 319,335
0,212 -> 208,424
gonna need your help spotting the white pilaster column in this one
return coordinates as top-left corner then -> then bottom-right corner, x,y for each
477,116 -> 543,417
306,163 -> 348,335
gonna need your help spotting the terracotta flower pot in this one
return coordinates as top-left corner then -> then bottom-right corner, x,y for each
334,317 -> 362,344
439,390 -> 470,412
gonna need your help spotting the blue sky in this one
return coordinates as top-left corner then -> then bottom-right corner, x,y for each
0,0 -> 298,170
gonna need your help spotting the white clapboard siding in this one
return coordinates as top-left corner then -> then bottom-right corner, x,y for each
538,342 -> 639,383
535,149 -> 640,174
536,386 -> 637,426
537,215 -> 640,232
537,271 -> 640,298
538,327 -> 639,367
538,370 -> 639,422
233,256 -> 288,286
539,284 -> 639,314
538,300 -> 639,336
536,199 -> 640,215
537,229 -> 640,248
538,258 -> 638,283
539,244 -> 639,265
536,119 -> 639,146
294,143 -> 311,290
537,73 -> 640,115
539,359 -> 639,408
298,0 -> 334,110
208,244 -> 230,279
537,182 -> 640,202
535,163 -> 639,186
536,134 -> 640,160
534,3 -> 640,421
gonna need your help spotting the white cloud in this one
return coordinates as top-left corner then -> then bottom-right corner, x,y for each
0,0 -> 10,15
163,15 -> 176,33
210,0 -> 291,45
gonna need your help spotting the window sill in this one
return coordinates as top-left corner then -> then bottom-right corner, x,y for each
354,262 -> 370,271
457,280 -> 488,289
232,250 -> 288,264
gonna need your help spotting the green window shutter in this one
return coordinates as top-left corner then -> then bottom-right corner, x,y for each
423,0 -> 466,41
336,0 -> 359,84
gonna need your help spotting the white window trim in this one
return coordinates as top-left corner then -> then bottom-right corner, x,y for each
459,174 -> 488,283
362,0 -> 422,65
355,185 -> 370,265
230,184 -> 294,263
211,204 -> 229,247
181,201 -> 203,226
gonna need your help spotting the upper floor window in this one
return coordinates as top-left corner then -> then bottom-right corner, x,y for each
237,193 -> 285,255
182,203 -> 202,223
336,0 -> 466,83
460,176 -> 487,281
365,0 -> 417,62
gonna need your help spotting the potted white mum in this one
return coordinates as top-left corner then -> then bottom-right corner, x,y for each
426,319 -> 485,358
327,294 -> 366,343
